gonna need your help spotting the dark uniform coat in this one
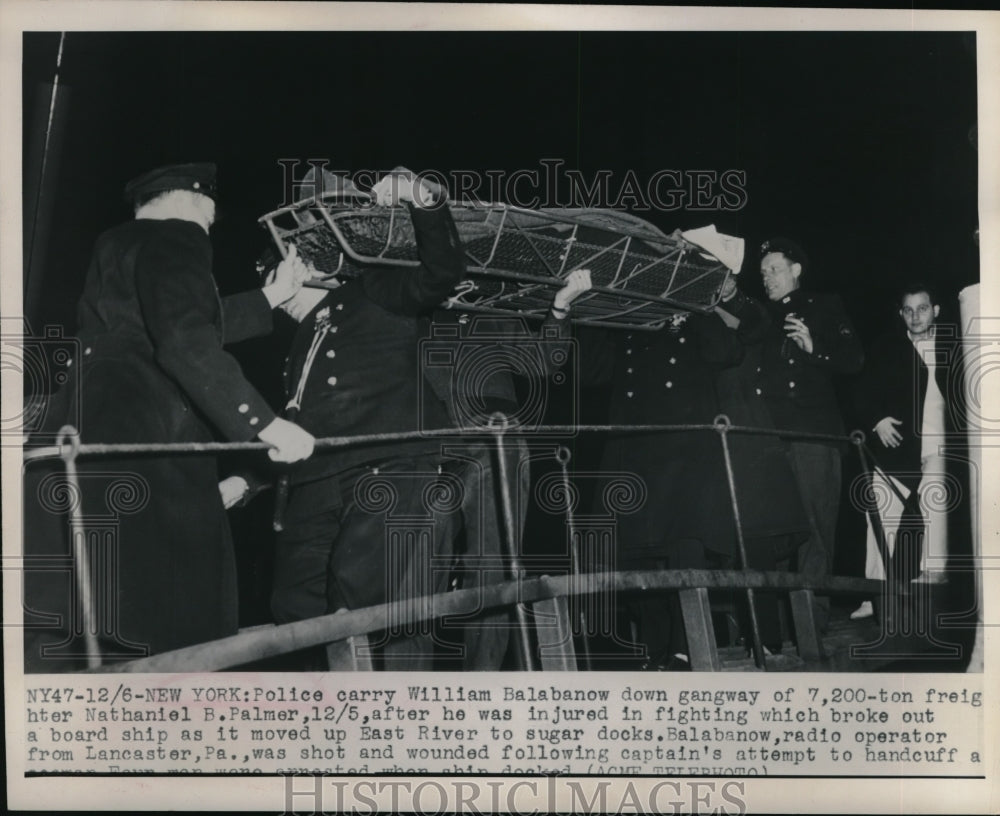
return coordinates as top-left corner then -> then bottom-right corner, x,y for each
753,289 -> 864,436
282,205 -> 465,484
750,287 -> 863,628
583,311 -> 743,560
420,311 -> 573,425
714,290 -> 810,546
418,310 -> 573,668
25,217 -> 276,670
271,203 -> 465,640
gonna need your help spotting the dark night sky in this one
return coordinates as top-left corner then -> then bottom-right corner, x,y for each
24,31 -> 979,333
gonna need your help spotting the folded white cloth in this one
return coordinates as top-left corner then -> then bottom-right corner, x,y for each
681,224 -> 745,273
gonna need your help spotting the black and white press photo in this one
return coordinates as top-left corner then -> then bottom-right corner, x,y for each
4,3 -> 996,813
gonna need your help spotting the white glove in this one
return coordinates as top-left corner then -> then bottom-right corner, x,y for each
552,268 -> 593,314
257,417 -> 315,463
263,244 -> 310,307
370,167 -> 436,208
218,476 -> 250,509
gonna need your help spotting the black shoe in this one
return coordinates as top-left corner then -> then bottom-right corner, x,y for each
641,648 -> 691,671
744,641 -> 783,659
640,648 -> 671,671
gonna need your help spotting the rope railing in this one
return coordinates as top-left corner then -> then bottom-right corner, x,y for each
24,417 -> 891,673
22,421 -> 859,464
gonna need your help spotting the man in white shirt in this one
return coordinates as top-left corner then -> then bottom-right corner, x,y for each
853,284 -> 957,618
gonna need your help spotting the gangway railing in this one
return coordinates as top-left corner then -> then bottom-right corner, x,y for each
79,570 -> 893,674
21,418 -> 940,673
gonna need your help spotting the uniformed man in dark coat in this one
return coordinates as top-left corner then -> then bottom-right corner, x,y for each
24,162 -> 315,672
420,269 -> 592,669
714,277 -> 810,654
753,237 -> 864,632
582,302 -> 744,669
268,169 -> 467,669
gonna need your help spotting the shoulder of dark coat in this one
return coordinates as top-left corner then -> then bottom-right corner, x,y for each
800,290 -> 846,309
870,328 -> 911,350
97,218 -> 208,251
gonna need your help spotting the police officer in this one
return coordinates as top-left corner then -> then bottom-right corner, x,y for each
754,237 -> 864,631
24,162 -> 314,671
268,168 -> 466,669
582,303 -> 744,668
420,269 -> 592,669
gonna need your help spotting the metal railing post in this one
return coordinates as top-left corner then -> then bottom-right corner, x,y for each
852,431 -> 893,573
714,415 -> 766,669
556,445 -> 592,670
490,413 -> 536,670
56,426 -> 101,669
20,419 -> 905,673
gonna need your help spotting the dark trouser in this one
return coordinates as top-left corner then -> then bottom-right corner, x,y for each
24,452 -> 238,673
440,440 -> 528,670
625,540 -> 708,663
730,535 -> 798,649
272,457 -> 453,670
787,441 -> 842,631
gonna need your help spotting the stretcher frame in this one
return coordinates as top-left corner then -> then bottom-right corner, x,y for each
259,192 -> 734,331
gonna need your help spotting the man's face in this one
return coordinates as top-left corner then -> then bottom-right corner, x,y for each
900,291 -> 939,337
760,252 -> 801,301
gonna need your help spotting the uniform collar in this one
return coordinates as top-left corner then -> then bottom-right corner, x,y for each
134,193 -> 213,233
299,291 -> 334,330
772,288 -> 807,310
297,278 -> 364,332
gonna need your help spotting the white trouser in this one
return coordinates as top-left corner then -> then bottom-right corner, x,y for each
863,455 -> 948,580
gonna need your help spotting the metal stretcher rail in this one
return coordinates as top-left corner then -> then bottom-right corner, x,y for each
257,197 -> 734,331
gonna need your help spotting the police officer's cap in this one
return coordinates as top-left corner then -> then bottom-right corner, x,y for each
760,237 -> 809,273
124,162 -> 218,204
